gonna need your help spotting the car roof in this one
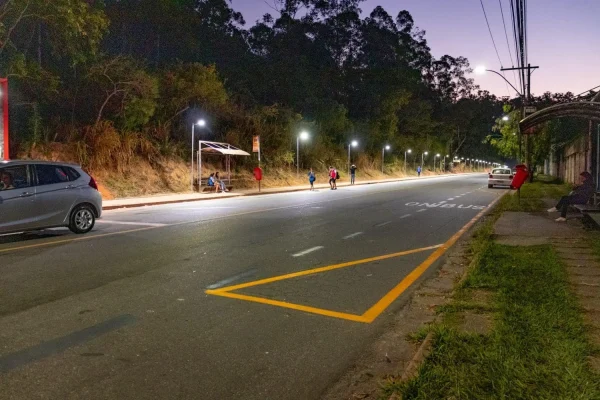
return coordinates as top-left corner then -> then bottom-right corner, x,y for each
0,160 -> 82,168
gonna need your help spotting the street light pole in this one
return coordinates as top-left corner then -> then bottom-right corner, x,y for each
296,131 -> 310,177
382,145 -> 390,173
421,151 -> 428,168
348,140 -> 358,177
190,119 -> 206,192
404,149 -> 412,172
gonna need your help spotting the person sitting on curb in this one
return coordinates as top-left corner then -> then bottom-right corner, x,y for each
548,171 -> 594,222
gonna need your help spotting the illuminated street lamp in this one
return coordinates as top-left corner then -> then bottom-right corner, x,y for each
421,151 -> 429,168
382,145 -> 391,173
191,119 -> 207,191
404,149 -> 412,171
435,153 -> 440,172
297,131 -> 310,177
348,140 -> 358,176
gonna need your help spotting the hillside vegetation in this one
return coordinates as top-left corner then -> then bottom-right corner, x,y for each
2,0 -> 575,196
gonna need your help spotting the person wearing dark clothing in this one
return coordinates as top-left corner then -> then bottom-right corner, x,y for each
548,171 -> 594,221
308,168 -> 316,190
350,165 -> 357,185
417,166 -> 422,177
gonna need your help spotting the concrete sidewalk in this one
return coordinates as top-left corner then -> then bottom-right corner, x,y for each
102,173 -> 480,210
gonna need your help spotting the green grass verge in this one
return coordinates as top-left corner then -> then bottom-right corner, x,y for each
383,244 -> 600,400
497,174 -> 571,213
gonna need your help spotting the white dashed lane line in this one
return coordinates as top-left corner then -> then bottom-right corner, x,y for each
292,246 -> 325,257
96,220 -> 167,227
417,209 -> 427,213
374,221 -> 392,228
343,232 -> 364,240
399,214 -> 412,219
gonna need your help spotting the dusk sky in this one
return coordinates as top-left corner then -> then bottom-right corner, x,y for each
232,0 -> 599,98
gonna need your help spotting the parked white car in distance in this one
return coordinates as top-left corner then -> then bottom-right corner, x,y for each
488,168 -> 513,188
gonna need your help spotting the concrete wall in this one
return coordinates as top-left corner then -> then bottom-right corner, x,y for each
558,135 -> 588,184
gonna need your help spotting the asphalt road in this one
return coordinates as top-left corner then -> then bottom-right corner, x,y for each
0,174 -> 504,400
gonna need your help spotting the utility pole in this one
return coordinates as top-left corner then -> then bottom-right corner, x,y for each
502,64 -> 538,167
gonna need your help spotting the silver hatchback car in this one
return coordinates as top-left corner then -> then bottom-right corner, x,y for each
0,160 -> 102,235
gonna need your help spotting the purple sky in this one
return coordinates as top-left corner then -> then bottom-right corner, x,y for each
232,0 -> 599,98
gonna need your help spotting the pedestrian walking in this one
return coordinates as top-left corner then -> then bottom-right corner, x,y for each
417,165 -> 422,177
308,168 -> 316,190
329,166 -> 337,190
350,164 -> 357,185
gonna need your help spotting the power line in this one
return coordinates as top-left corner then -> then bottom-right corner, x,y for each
498,0 -> 518,88
509,0 -> 523,96
575,84 -> 600,99
479,0 -> 510,95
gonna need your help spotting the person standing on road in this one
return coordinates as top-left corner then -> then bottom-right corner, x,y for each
417,166 -> 422,177
308,168 -> 316,191
329,166 -> 337,190
350,164 -> 357,185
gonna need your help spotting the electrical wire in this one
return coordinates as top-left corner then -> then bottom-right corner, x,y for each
499,0 -> 518,88
479,0 -> 510,96
575,84 -> 600,99
509,0 -> 523,96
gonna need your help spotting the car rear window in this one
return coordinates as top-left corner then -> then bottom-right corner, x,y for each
492,169 -> 511,175
64,167 -> 81,181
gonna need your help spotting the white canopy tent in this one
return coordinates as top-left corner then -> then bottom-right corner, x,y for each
196,141 -> 250,188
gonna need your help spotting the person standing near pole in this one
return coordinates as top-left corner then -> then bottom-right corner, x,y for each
350,164 -> 357,185
308,168 -> 316,191
417,165 -> 422,177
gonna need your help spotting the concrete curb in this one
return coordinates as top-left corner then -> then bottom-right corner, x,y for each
102,173 -> 483,211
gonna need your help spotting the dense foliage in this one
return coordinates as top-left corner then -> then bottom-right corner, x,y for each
2,0 -> 518,171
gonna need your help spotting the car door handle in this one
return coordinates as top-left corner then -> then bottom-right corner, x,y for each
19,191 -> 34,198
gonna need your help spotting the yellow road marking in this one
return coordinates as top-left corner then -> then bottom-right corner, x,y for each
207,245 -> 442,293
206,291 -> 370,323
0,179 -> 458,254
0,226 -> 158,254
206,194 -> 504,323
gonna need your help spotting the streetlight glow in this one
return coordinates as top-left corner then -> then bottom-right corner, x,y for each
474,65 -> 486,75
197,119 -> 206,127
351,140 -> 358,147
502,116 -> 509,121
299,131 -> 310,141
385,145 -> 391,150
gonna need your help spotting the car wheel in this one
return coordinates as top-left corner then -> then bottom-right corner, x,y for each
488,184 -> 493,188
69,204 -> 96,234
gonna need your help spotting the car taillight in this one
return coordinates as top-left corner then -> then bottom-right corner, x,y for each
489,174 -> 493,179
89,176 -> 98,190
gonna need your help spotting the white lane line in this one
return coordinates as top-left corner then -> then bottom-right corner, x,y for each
375,221 -> 392,228
173,207 -> 235,210
417,209 -> 427,213
96,220 -> 167,227
206,269 -> 258,290
447,198 -> 455,201
343,232 -> 364,239
292,246 -> 324,257
399,214 -> 412,219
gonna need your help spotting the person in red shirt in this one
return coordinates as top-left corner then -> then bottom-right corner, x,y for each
329,166 -> 337,190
